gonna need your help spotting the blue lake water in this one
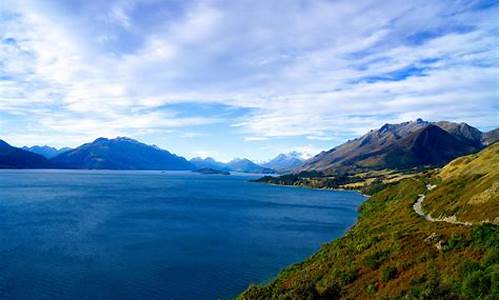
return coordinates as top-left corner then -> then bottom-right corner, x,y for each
0,170 -> 365,300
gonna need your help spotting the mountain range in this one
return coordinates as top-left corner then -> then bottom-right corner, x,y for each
297,119 -> 498,175
3,137 -> 273,172
189,157 -> 231,171
22,145 -> 71,159
226,158 -> 275,174
50,137 -> 193,170
0,140 -> 51,169
189,157 -> 277,174
261,151 -> 305,173
2,119 -> 497,173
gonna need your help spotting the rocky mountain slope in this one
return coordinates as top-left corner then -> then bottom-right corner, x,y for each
482,128 -> 499,146
298,119 -> 498,175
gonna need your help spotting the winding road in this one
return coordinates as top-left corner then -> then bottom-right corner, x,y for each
412,184 -> 472,226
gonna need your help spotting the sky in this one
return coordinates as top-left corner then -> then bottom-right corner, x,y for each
0,0 -> 498,162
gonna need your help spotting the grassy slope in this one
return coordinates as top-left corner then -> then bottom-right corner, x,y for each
423,143 -> 499,224
238,146 -> 499,299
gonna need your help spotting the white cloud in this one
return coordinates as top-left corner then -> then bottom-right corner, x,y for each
0,0 -> 497,155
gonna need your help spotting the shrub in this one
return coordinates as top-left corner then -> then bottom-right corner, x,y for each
472,224 -> 499,250
319,283 -> 341,300
381,266 -> 398,282
461,270 -> 493,299
456,260 -> 498,300
364,250 -> 390,270
366,282 -> 377,294
443,233 -> 466,251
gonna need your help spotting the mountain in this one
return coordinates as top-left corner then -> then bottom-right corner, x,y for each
261,151 -> 305,173
50,137 -> 194,170
0,139 -> 51,169
482,128 -> 499,146
190,157 -> 230,171
239,144 -> 499,299
191,156 -> 276,174
226,158 -> 275,174
22,145 -> 71,159
298,119 -> 497,175
434,121 -> 484,147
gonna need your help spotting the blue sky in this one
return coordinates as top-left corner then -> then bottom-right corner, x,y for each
0,0 -> 498,161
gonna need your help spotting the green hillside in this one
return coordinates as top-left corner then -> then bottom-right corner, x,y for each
423,143 -> 499,224
238,145 -> 499,299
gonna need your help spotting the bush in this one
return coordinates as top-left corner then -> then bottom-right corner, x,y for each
405,268 -> 455,299
364,250 -> 390,270
362,179 -> 387,195
443,233 -> 466,251
366,282 -> 377,294
472,224 -> 499,250
319,283 -> 341,300
457,260 -> 499,300
461,270 -> 494,299
381,266 -> 398,282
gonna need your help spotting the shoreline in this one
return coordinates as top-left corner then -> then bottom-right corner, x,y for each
252,180 -> 370,197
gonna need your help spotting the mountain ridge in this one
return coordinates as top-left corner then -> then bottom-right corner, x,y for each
50,137 -> 194,170
0,139 -> 51,169
297,119 -> 498,175
22,145 -> 71,159
226,158 -> 275,174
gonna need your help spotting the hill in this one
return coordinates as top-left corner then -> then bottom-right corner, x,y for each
51,137 -> 193,170
239,144 -> 499,299
0,140 -> 51,169
227,158 -> 275,174
193,167 -> 230,175
22,145 -> 71,159
261,152 -> 305,173
298,119 -> 497,175
423,143 -> 499,224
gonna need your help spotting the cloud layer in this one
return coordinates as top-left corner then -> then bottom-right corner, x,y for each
0,0 -> 498,160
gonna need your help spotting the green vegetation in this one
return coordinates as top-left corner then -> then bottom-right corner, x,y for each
381,266 -> 398,282
253,172 -> 357,190
239,144 -> 499,299
253,169 -> 425,195
423,143 -> 499,224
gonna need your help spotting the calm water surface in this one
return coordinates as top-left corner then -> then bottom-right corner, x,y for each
0,170 -> 365,300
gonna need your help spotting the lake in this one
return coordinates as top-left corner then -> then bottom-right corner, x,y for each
0,170 -> 365,300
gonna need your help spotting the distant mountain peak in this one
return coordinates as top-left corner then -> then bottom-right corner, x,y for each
51,137 -> 192,170
227,158 -> 274,174
262,152 -> 305,173
115,136 -> 139,143
94,136 -> 139,143
22,145 -> 71,159
190,157 -> 229,172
